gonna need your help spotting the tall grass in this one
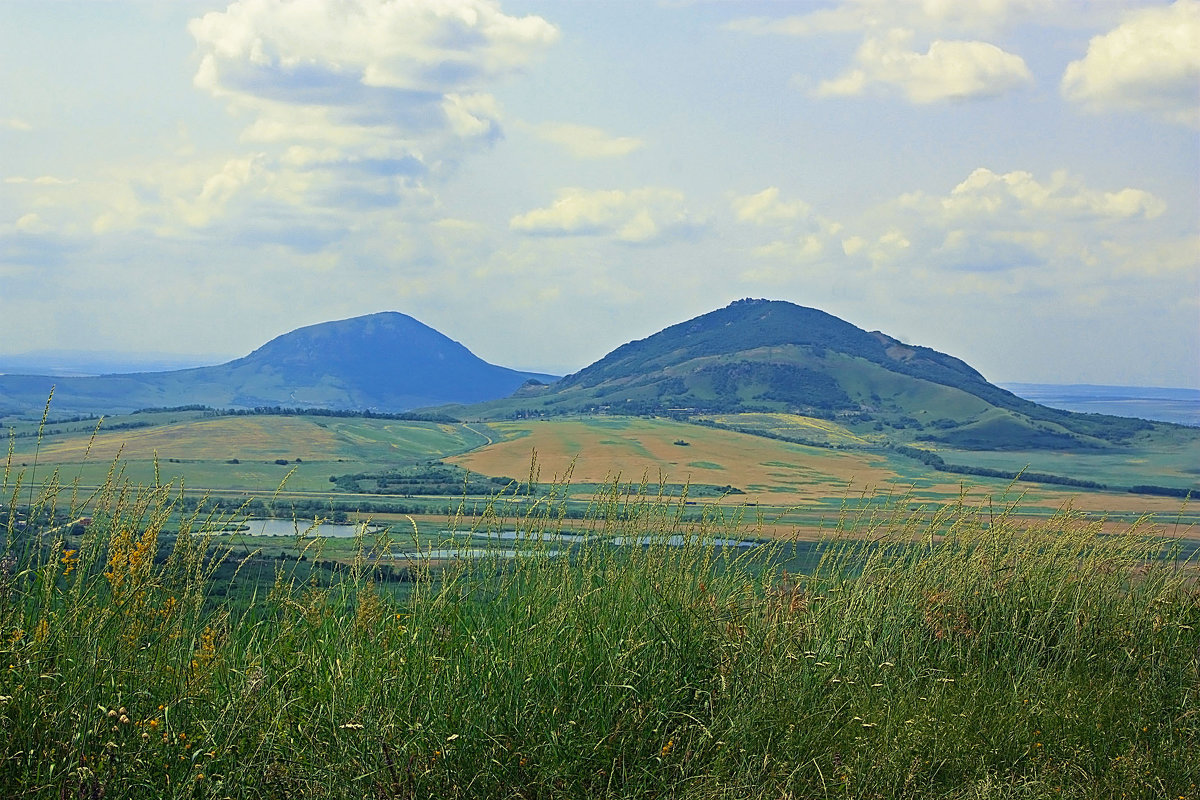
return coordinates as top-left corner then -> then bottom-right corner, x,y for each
0,446 -> 1197,799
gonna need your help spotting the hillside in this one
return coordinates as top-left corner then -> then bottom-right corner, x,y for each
453,299 -> 1175,451
0,312 -> 556,416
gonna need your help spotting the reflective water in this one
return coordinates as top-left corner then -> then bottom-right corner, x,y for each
239,519 -> 381,538
232,519 -> 760,553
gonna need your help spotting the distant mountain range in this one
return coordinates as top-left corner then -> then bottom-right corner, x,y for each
0,312 -> 556,416
0,300 -> 1186,452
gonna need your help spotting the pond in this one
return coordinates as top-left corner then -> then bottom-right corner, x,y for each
237,519 -> 383,538
392,548 -> 564,560
224,519 -> 762,552
610,534 -> 759,548
446,529 -> 760,549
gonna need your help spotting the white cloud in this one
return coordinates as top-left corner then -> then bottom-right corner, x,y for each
841,235 -> 867,256
874,167 -> 1173,279
14,213 -> 50,235
18,1 -> 560,254
911,167 -> 1167,222
816,29 -> 1033,103
509,187 -> 697,244
1103,235 -> 1200,277
1,118 -> 33,131
189,0 -> 557,95
733,167 -> 1179,304
531,122 -> 644,158
4,176 -> 76,186
1061,0 -> 1200,128
188,0 -> 559,205
731,187 -> 811,224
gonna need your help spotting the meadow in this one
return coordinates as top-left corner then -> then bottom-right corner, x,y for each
2,426 -> 1199,798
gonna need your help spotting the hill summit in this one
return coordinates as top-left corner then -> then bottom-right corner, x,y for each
459,299 -> 1160,450
0,312 -> 555,415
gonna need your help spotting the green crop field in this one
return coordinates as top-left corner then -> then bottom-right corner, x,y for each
6,410 -> 1197,532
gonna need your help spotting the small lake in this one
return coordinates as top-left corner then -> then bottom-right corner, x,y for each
610,534 -> 758,548
443,529 -> 591,544
447,529 -> 760,548
227,520 -> 762,552
239,519 -> 382,538
394,548 -> 564,560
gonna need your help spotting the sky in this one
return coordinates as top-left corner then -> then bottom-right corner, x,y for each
1,0 -> 1198,388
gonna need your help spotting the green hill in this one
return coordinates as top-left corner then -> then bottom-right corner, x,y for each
452,299 -> 1173,451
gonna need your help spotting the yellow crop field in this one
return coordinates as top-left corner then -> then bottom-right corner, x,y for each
447,417 -> 1197,520
11,416 -> 344,464
701,412 -> 874,446
7,416 -> 487,468
448,417 -> 897,503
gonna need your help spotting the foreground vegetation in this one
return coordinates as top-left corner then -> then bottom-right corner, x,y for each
1,452 -> 1198,798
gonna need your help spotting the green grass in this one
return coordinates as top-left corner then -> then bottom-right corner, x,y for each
930,439 -> 1200,492
2,439 -> 1198,799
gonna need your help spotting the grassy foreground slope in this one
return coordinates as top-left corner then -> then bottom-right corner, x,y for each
1,464 -> 1197,799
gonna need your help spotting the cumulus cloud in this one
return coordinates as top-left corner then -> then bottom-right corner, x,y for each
4,176 -> 77,186
730,188 -> 851,268
729,1 -> 1045,104
1061,0 -> 1200,128
189,0 -> 558,96
188,0 -> 559,208
732,167 -> 1177,303
731,187 -> 811,225
904,167 -> 1167,223
816,29 -> 1033,103
868,167 -> 1173,280
509,187 -> 698,244
530,122 -> 644,158
14,213 -> 50,235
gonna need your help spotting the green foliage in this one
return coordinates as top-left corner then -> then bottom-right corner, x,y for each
1,441 -> 1197,798
329,463 -> 520,496
457,300 -> 1186,456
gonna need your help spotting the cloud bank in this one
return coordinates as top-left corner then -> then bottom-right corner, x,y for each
1061,0 -> 1200,127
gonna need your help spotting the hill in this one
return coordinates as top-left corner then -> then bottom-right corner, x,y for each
0,312 -> 556,416
452,299 -> 1175,451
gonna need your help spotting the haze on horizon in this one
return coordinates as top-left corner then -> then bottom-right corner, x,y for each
1,0 -> 1197,389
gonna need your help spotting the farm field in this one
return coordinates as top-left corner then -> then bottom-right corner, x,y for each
449,416 -> 1198,521
5,411 -> 1197,533
4,411 -> 499,493
3,409 -> 1198,798
448,416 -> 896,499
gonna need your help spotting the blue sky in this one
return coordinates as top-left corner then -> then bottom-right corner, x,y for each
1,0 -> 1197,387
